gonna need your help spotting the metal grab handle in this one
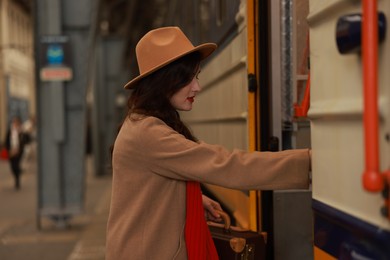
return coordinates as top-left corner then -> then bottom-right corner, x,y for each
361,0 -> 384,192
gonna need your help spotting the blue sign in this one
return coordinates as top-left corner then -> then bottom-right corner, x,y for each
47,44 -> 64,65
39,35 -> 73,81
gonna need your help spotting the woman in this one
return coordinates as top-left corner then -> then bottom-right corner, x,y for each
106,27 -> 311,260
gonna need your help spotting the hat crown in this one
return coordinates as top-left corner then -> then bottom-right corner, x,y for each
124,26 -> 216,89
136,27 -> 194,74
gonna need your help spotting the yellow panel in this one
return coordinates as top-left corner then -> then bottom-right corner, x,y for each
246,0 -> 260,232
314,247 -> 336,260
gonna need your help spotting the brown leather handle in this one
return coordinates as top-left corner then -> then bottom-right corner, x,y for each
208,210 -> 250,232
214,209 -> 231,230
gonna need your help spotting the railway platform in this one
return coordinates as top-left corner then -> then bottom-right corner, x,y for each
0,155 -> 111,260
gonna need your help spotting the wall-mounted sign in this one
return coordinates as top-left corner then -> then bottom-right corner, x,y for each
39,35 -> 73,81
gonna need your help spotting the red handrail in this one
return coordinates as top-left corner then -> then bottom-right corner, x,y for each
294,74 -> 310,118
362,0 -> 384,192
294,33 -> 310,118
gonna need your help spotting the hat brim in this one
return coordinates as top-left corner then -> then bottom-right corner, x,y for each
124,43 -> 217,89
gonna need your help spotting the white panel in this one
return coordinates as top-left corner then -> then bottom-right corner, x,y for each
309,0 -> 390,229
182,27 -> 248,149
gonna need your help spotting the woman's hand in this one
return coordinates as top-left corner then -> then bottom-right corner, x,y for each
202,195 -> 223,222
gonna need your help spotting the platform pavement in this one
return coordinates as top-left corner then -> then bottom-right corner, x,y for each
0,154 -> 112,260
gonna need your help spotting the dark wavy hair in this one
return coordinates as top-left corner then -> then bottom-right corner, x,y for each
127,52 -> 202,142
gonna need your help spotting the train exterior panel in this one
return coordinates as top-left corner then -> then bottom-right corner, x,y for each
309,0 -> 390,258
181,2 -> 252,229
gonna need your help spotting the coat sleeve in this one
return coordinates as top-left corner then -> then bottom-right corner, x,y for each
134,117 -> 311,191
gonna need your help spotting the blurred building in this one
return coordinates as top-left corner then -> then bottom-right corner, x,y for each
0,0 -> 34,142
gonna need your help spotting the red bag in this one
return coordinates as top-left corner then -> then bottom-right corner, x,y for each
0,148 -> 9,160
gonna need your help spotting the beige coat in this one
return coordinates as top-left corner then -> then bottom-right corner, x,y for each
106,115 -> 310,260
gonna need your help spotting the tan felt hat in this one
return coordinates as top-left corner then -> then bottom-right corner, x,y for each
124,26 -> 217,89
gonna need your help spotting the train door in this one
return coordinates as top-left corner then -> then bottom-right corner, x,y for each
258,0 -> 313,259
181,0 -> 314,258
181,0 -> 254,231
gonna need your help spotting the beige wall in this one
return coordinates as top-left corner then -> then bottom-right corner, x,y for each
0,0 -> 34,142
309,0 -> 390,229
181,3 -> 250,228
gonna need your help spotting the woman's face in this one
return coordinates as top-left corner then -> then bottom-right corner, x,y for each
170,70 -> 201,111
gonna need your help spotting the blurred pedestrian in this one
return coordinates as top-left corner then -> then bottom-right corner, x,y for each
106,27 -> 312,259
5,116 -> 29,189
